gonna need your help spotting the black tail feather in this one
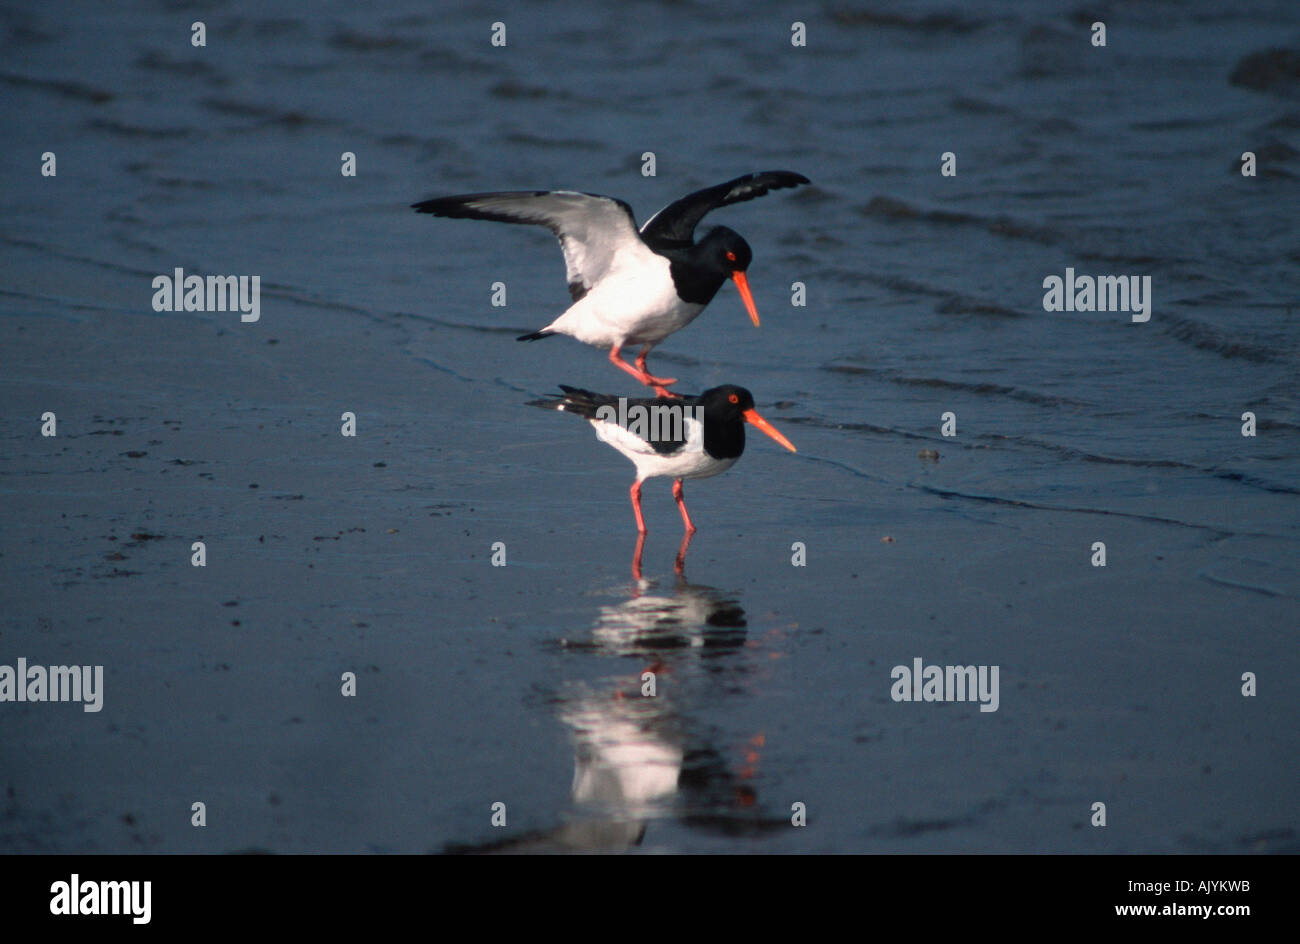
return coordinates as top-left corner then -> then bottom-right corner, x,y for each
527,386 -> 695,422
517,329 -> 557,342
526,385 -> 618,418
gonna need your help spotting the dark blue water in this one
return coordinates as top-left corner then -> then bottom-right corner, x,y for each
1,0 -> 1297,852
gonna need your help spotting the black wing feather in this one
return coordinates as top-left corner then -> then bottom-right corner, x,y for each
639,171 -> 810,250
412,191 -> 551,222
527,386 -> 700,455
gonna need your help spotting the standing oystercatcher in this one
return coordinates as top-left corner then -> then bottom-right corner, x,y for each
528,384 -> 796,533
413,171 -> 810,395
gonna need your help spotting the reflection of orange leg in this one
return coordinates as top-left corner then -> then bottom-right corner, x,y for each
739,732 -> 765,780
672,479 -> 697,534
735,731 -> 764,806
674,529 -> 693,576
609,345 -> 676,392
630,531 -> 646,581
629,480 -> 647,533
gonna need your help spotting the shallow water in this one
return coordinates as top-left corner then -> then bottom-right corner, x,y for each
1,0 -> 1297,852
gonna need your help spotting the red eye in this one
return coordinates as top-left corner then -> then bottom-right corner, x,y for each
728,393 -> 739,404
725,251 -> 736,262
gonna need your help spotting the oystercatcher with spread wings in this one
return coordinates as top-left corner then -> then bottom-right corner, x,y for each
413,172 -> 810,395
528,384 -> 796,533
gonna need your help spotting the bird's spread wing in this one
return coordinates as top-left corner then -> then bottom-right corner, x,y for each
412,191 -> 640,301
638,171 -> 810,250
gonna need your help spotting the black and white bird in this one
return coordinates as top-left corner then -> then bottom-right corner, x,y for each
528,384 -> 796,533
413,171 -> 810,395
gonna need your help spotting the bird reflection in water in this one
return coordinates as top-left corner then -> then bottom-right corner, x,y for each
633,531 -> 690,580
445,535 -> 786,854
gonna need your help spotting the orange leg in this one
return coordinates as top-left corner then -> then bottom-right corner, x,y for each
636,346 -> 679,398
629,480 -> 647,533
608,345 -> 677,395
672,479 -> 697,534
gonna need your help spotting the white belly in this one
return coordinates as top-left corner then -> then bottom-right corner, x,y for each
545,252 -> 704,349
637,451 -> 736,482
591,417 -> 737,482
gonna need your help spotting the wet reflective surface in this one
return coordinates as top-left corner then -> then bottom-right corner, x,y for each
449,542 -> 782,852
1,1 -> 1297,852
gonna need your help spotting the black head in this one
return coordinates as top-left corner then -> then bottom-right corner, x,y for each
665,227 -> 760,320
698,226 -> 754,275
698,385 -> 756,420
673,227 -> 760,325
695,385 -> 796,458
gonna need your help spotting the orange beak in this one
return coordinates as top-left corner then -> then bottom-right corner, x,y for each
731,270 -> 760,327
743,408 -> 796,452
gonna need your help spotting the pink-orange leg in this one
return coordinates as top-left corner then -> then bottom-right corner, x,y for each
672,478 -> 697,534
608,345 -> 677,396
629,480 -> 647,533
636,346 -> 680,398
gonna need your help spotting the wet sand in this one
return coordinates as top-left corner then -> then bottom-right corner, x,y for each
2,244 -> 1295,852
2,0 -> 1298,853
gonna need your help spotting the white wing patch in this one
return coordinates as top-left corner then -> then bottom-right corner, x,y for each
454,191 -> 641,299
591,417 -> 675,458
589,415 -> 721,481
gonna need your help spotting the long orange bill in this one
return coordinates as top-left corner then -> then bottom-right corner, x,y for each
743,408 -> 796,452
731,271 -> 760,327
